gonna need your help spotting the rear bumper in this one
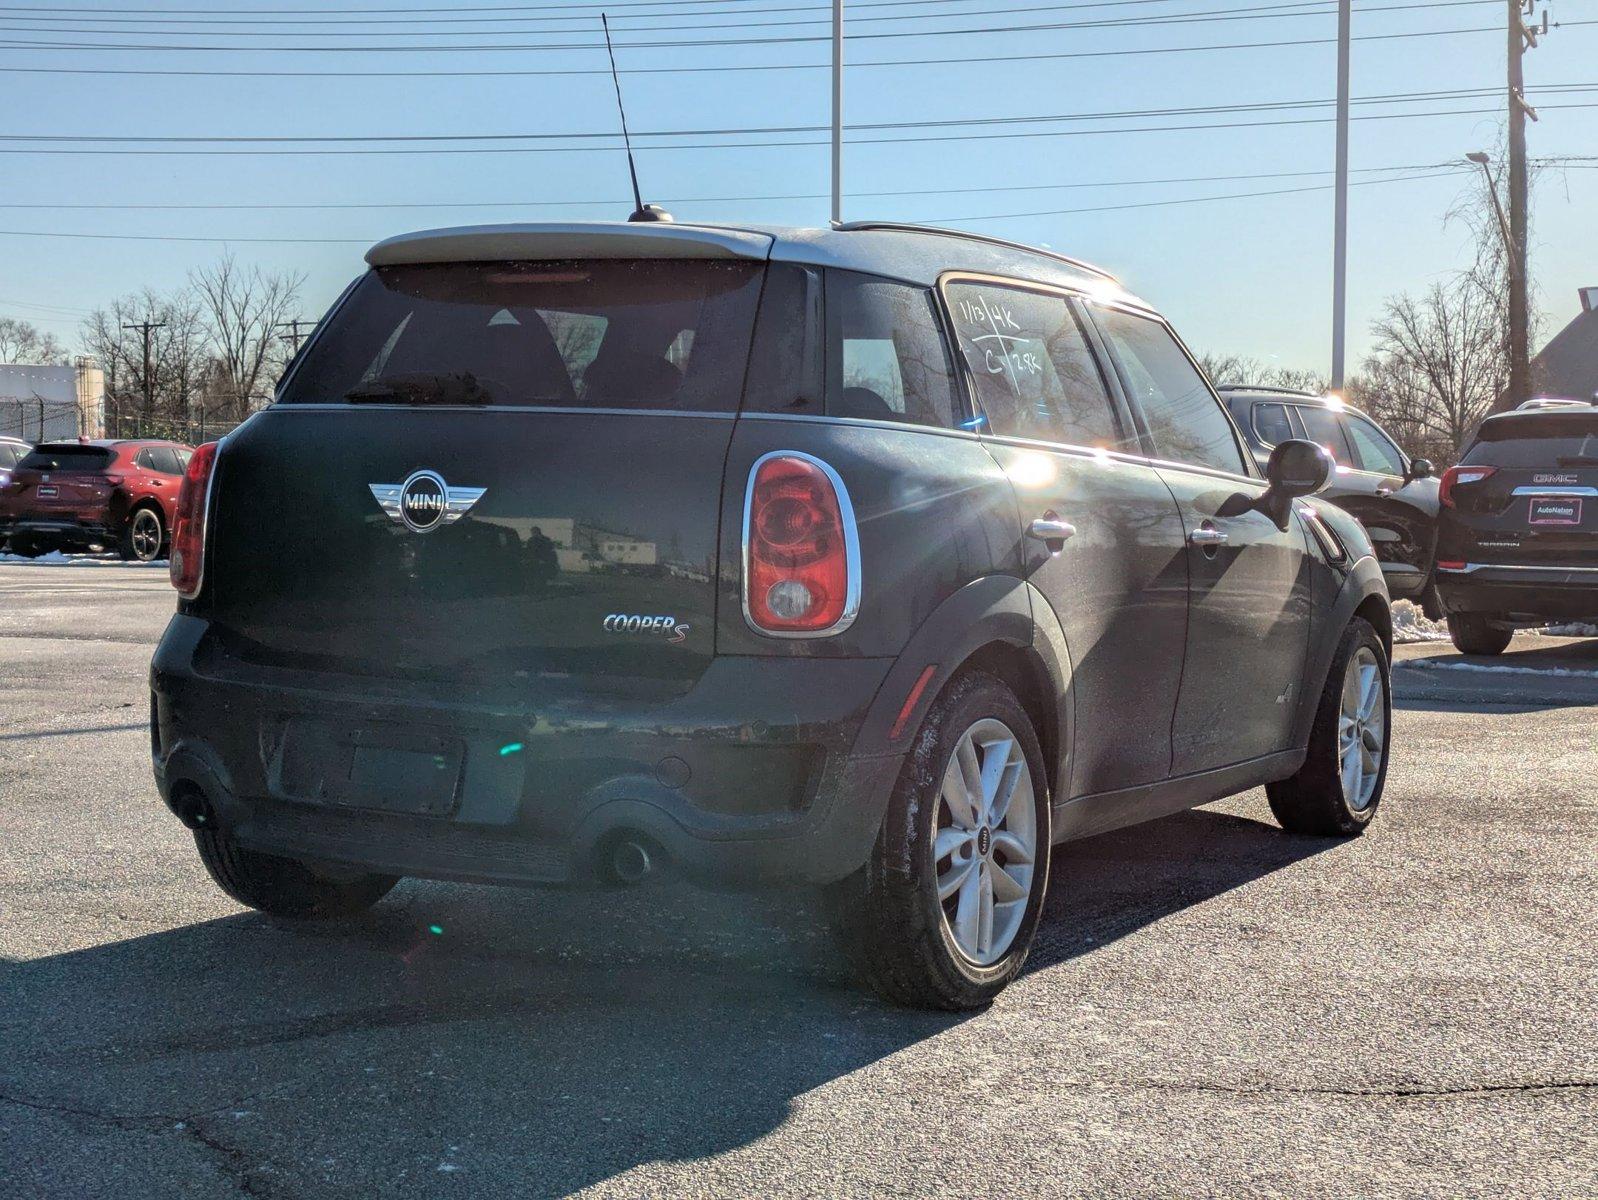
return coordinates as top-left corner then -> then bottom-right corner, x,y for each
1436,562 -> 1598,621
150,614 -> 904,889
0,515 -> 116,547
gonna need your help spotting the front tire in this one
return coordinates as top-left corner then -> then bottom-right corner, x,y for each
833,671 -> 1051,1011
195,827 -> 398,919
119,506 -> 165,562
1447,612 -> 1512,656
1268,616 -> 1390,837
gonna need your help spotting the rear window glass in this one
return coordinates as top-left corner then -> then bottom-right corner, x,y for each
279,259 -> 764,412
19,446 -> 112,472
1465,415 -> 1598,467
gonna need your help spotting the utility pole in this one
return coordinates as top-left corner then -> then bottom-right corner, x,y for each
121,319 -> 165,438
1329,0 -> 1351,393
831,0 -> 843,226
276,318 -> 314,354
1505,0 -> 1543,409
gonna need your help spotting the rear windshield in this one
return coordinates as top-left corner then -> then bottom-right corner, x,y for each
279,259 -> 764,412
18,446 -> 112,472
1464,413 -> 1598,467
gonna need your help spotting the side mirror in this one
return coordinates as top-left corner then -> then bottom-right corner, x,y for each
1257,439 -> 1333,529
1407,457 -> 1434,482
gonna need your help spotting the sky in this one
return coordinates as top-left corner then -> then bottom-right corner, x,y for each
1,0 -> 1594,376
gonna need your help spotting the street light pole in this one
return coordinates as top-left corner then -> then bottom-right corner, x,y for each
1330,0 -> 1351,392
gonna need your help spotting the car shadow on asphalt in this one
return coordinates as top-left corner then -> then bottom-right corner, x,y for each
3,807 -> 1331,1197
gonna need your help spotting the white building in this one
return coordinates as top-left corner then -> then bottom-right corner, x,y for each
0,359 -> 105,442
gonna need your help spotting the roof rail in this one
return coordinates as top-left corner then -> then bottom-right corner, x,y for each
1214,384 -> 1321,398
831,220 -> 1118,282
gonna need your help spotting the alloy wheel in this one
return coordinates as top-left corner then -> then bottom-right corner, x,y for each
1338,646 -> 1386,811
130,510 -> 163,561
934,717 -> 1038,966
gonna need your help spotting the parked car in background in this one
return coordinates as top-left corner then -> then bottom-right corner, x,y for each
0,438 -> 193,561
150,220 -> 1392,1011
1220,387 -> 1441,614
1435,402 -> 1598,653
0,436 -> 30,491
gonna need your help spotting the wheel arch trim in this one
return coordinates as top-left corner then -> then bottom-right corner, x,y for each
851,575 -> 1072,797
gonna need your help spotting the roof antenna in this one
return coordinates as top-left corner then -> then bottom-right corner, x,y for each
601,13 -> 671,224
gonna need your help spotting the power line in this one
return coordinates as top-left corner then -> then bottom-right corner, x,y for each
0,160 -> 1526,212
0,0 -> 1498,38
7,83 -> 1590,147
0,165 -> 1531,248
7,99 -> 1597,157
0,5 -> 1524,51
0,21 -> 1535,76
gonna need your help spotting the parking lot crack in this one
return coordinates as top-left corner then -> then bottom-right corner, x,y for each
177,1117 -> 280,1199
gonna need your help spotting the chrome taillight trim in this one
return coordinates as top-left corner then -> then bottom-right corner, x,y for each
740,449 -> 862,639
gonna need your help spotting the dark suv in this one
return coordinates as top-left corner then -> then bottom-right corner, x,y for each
1221,388 -> 1440,613
150,222 -> 1392,1009
1435,402 -> 1598,653
0,438 -> 192,561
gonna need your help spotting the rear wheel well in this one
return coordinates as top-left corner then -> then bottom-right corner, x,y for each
956,641 -> 1060,801
1354,594 -> 1392,660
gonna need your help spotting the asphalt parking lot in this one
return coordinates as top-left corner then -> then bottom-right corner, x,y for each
2,559 -> 1595,1199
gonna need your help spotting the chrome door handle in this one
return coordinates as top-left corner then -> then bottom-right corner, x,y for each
1188,525 -> 1229,547
1028,518 -> 1077,543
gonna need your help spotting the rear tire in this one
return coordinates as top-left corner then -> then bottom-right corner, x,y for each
6,534 -> 48,558
1447,612 -> 1512,656
194,827 -> 398,919
119,506 -> 165,562
1268,616 -> 1390,837
831,671 -> 1051,1011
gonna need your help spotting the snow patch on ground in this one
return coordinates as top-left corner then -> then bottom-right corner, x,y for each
1406,659 -> 1598,678
0,551 -> 166,568
1391,600 -> 1451,643
1534,622 -> 1598,638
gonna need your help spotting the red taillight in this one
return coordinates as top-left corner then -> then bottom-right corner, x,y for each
1439,464 -> 1496,508
743,452 -> 858,635
169,441 -> 218,599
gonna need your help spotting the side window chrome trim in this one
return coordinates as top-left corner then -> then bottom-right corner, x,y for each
737,410 -> 982,442
740,449 -> 863,640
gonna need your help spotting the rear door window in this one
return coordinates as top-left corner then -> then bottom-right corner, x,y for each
1093,307 -> 1247,474
943,281 -> 1127,449
827,271 -> 961,429
1294,406 -> 1356,467
1344,416 -> 1405,475
279,259 -> 765,412
1252,402 -> 1295,446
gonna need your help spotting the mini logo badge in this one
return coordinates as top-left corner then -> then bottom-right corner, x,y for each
368,470 -> 485,533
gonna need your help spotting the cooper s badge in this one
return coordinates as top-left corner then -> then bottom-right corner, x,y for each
368,470 -> 485,533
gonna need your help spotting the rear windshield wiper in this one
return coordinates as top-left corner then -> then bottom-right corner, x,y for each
344,372 -> 496,406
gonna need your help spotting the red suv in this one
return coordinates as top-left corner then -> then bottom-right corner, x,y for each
0,439 -> 193,561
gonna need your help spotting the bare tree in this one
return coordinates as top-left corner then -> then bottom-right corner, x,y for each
1197,352 -> 1326,394
79,289 -> 209,437
0,317 -> 67,365
190,254 -> 306,422
1356,275 -> 1504,462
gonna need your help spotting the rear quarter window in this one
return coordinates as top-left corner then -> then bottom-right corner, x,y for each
279,259 -> 764,412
